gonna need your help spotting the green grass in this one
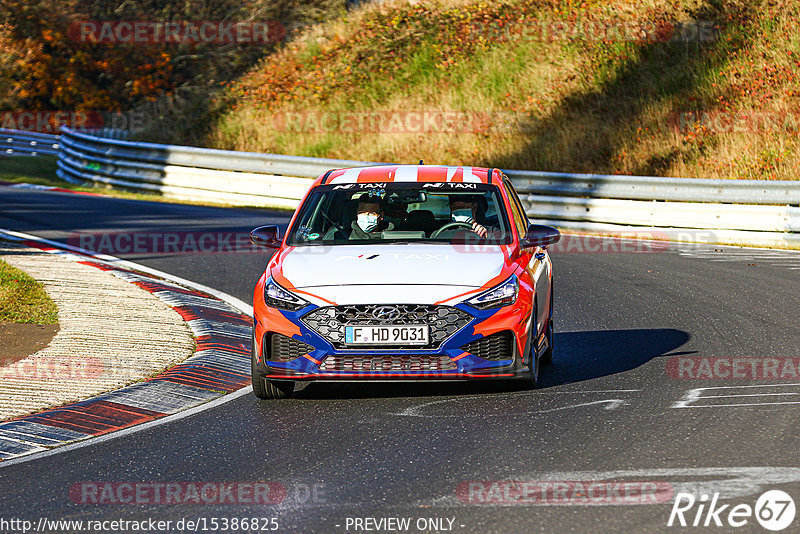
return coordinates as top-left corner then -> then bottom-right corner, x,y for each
0,156 -> 110,194
0,157 -> 177,200
0,156 -> 60,184
0,258 -> 58,324
303,137 -> 337,157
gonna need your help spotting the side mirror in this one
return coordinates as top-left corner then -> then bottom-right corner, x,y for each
520,224 -> 560,249
250,225 -> 281,249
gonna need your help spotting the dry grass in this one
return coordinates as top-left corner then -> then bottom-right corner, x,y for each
148,0 -> 800,180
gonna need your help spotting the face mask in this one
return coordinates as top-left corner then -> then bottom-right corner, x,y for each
357,213 -> 379,232
451,209 -> 473,224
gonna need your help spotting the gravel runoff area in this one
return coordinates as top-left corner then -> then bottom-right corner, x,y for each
0,240 -> 195,420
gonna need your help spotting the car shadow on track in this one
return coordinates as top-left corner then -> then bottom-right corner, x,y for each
537,327 -> 692,389
292,328 -> 691,400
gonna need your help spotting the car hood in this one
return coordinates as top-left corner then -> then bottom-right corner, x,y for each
276,244 -> 507,304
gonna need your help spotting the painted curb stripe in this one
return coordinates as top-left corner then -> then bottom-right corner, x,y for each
194,337 -> 250,355
7,183 -> 103,196
186,319 -> 252,339
0,429 -> 72,447
91,381 -> 220,414
0,421 -> 90,442
173,306 -> 252,325
157,292 -> 242,313
0,439 -> 45,459
0,233 -> 255,461
23,401 -> 165,435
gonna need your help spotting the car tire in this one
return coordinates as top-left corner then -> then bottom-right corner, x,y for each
540,284 -> 554,366
262,379 -> 294,399
251,337 -> 294,399
525,302 -> 540,387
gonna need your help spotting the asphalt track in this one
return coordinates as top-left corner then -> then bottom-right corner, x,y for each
1,186 -> 799,533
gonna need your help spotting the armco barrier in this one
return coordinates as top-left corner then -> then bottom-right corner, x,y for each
505,169 -> 800,205
55,127 -> 377,210
2,128 -> 130,157
8,126 -> 800,247
1,129 -> 59,156
506,172 -> 800,247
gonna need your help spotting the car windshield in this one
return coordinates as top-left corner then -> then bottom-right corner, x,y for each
287,183 -> 513,245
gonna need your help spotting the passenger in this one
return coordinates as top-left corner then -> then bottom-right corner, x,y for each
384,202 -> 408,229
349,199 -> 394,240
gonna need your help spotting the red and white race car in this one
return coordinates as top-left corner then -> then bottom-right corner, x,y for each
250,165 -> 559,398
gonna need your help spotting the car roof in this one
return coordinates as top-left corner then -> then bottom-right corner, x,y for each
312,165 -> 501,186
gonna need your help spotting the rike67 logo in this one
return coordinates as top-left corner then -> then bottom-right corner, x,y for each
668,490 -> 796,531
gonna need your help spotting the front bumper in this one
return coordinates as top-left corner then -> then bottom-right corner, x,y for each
253,296 -> 533,381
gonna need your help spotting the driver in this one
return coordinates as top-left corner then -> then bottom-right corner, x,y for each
448,195 -> 491,237
349,199 -> 394,240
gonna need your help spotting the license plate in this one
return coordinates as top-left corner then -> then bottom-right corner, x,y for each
344,325 -> 429,345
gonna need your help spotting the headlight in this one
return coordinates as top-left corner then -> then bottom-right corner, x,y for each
265,278 -> 308,311
465,275 -> 519,310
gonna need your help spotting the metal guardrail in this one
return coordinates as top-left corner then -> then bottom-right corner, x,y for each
2,128 -> 129,157
506,170 -> 800,205
508,173 -> 800,245
55,127 -> 380,209
7,126 -> 800,247
1,129 -> 59,156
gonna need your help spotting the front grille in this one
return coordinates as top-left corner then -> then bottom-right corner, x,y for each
319,355 -> 457,372
302,304 -> 472,350
460,331 -> 514,360
268,333 -> 314,362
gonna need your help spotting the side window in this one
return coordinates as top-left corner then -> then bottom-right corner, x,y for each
505,178 -> 530,227
503,179 -> 528,238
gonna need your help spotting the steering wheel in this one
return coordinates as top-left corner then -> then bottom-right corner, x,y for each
430,221 -> 474,238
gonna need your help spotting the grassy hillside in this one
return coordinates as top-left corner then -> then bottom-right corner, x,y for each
143,0 -> 799,180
